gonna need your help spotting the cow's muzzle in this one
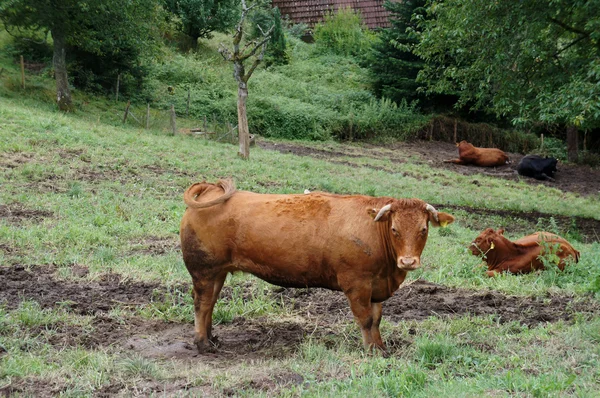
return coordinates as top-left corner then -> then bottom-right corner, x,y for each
398,256 -> 420,271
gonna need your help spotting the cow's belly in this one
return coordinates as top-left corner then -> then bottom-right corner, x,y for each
231,255 -> 342,291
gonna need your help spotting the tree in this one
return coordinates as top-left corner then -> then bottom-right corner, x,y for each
219,0 -> 273,160
0,0 -> 160,111
415,0 -> 600,161
163,0 -> 240,50
366,0 -> 427,105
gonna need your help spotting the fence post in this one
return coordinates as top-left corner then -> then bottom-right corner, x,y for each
453,118 -> 457,143
123,101 -> 131,123
146,103 -> 150,129
116,74 -> 120,102
170,104 -> 177,135
20,55 -> 25,89
186,87 -> 191,117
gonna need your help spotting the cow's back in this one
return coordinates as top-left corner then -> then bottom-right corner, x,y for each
181,191 -> 388,290
513,232 -> 579,270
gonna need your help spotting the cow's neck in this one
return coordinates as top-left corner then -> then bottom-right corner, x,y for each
377,219 -> 397,267
485,236 -> 518,268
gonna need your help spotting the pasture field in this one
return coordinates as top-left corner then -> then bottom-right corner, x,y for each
1,94 -> 600,397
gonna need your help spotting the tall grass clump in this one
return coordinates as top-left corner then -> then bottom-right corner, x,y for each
313,7 -> 376,57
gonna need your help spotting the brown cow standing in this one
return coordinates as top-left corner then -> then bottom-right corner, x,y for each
180,180 -> 455,354
444,140 -> 509,167
470,228 -> 579,277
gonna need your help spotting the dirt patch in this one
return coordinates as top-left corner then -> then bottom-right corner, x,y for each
0,264 -> 162,314
3,265 -> 599,355
438,204 -> 600,244
0,203 -> 53,224
273,279 -> 600,329
258,140 -> 600,197
129,235 -> 181,256
0,152 -> 35,169
258,140 -> 600,242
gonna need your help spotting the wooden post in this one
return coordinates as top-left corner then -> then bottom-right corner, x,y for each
116,74 -> 120,102
429,121 -> 433,141
146,103 -> 150,129
20,55 -> 25,89
453,118 -> 457,143
583,131 -> 587,151
202,116 -> 208,140
186,87 -> 191,117
123,101 -> 131,123
566,125 -> 578,162
227,122 -> 234,144
540,133 -> 544,150
170,104 -> 177,135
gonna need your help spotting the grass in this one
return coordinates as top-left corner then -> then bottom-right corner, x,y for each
1,74 -> 600,395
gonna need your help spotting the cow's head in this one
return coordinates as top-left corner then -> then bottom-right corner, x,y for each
368,201 -> 455,271
544,157 -> 558,176
469,228 -> 504,256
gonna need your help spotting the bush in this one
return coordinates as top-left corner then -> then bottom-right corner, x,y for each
313,7 -> 376,57
5,33 -> 53,63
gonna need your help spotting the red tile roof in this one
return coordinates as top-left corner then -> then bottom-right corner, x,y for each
272,0 -> 397,30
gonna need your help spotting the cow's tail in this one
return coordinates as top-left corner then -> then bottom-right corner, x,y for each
184,179 -> 236,209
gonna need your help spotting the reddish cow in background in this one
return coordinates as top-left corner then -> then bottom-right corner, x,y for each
470,228 -> 579,277
444,140 -> 510,167
180,180 -> 455,355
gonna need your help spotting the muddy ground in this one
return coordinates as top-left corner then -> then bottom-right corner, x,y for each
2,139 -> 600,396
259,140 -> 600,197
2,264 -> 599,362
259,140 -> 600,243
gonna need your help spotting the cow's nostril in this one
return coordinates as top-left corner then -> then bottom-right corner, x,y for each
401,257 -> 416,266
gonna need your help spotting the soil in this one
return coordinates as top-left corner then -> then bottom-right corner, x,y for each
2,265 -> 599,358
259,140 -> 600,197
258,140 -> 600,243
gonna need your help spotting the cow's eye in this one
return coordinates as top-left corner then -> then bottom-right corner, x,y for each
391,227 -> 398,234
421,227 -> 428,235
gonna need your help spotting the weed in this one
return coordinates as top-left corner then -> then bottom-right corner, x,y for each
67,181 -> 83,198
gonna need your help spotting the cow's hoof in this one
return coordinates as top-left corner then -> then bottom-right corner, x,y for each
194,338 -> 218,354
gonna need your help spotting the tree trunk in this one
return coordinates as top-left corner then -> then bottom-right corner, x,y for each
566,125 -> 579,162
51,28 -> 73,112
237,83 -> 250,160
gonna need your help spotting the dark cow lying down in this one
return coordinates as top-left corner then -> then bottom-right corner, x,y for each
180,180 -> 455,354
470,228 -> 579,277
517,155 -> 558,181
444,140 -> 509,167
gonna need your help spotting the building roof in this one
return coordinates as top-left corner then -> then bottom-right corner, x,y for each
272,0 -> 395,30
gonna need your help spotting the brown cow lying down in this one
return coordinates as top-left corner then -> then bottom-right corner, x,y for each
470,228 -> 579,277
180,180 -> 455,355
444,140 -> 509,167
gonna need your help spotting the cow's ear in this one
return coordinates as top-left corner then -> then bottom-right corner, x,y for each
497,228 -> 505,235
430,212 -> 455,228
368,204 -> 391,222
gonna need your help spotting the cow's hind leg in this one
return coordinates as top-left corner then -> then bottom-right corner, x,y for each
191,275 -> 223,353
204,272 -> 228,343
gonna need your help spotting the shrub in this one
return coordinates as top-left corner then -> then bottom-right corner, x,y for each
313,7 -> 376,57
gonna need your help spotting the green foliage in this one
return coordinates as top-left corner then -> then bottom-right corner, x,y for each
162,0 -> 239,49
0,0 -> 163,98
365,0 -> 454,111
416,0 -> 600,129
313,7 -> 376,57
266,7 -> 288,66
4,31 -> 52,63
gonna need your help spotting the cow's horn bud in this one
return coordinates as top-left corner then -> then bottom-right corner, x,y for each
426,204 -> 439,223
374,204 -> 392,221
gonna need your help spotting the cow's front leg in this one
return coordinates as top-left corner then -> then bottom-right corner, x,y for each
370,302 -> 388,356
344,287 -> 386,353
